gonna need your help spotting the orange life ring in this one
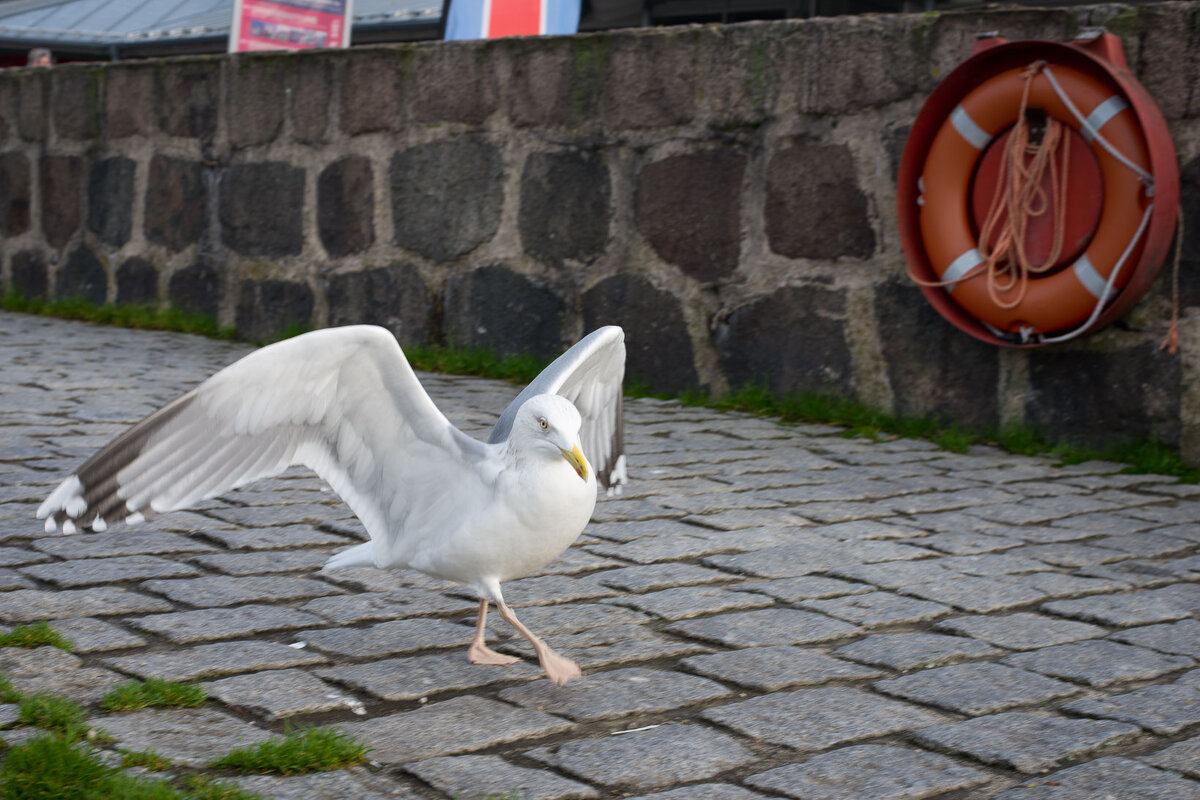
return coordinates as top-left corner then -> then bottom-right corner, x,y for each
919,63 -> 1152,337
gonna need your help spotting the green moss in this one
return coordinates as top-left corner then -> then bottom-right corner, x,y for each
570,34 -> 611,121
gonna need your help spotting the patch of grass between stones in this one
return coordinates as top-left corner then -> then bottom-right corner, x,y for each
120,749 -> 173,772
16,693 -> 89,741
0,622 -> 73,651
8,292 -> 1196,480
674,382 -> 1200,483
2,291 -> 235,341
0,733 -> 267,800
208,725 -> 368,775
101,678 -> 208,712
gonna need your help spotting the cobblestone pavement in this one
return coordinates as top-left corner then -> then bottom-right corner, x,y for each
2,312 -> 1199,800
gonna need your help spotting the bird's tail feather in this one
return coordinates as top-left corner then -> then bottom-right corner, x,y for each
322,541 -> 375,571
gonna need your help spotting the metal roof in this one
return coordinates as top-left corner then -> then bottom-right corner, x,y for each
0,0 -> 441,46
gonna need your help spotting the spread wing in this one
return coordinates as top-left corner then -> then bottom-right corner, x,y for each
37,325 -> 489,559
488,326 -> 626,493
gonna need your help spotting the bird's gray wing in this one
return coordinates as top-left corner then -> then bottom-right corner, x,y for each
38,326 -> 488,556
488,326 -> 626,493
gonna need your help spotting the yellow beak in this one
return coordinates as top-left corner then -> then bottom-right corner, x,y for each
560,444 -> 589,481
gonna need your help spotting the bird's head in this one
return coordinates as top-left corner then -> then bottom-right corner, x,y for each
515,394 -> 589,482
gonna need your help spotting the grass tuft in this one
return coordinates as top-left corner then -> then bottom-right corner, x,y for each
0,734 -> 111,800
100,678 -> 207,712
120,749 -> 173,772
2,291 -> 235,340
0,622 -> 73,651
208,725 -> 368,775
17,693 -> 87,740
0,672 -> 21,703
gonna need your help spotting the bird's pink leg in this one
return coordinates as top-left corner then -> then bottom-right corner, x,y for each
495,598 -> 582,686
467,598 -> 521,666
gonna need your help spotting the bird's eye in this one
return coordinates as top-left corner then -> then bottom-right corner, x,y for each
538,417 -> 549,430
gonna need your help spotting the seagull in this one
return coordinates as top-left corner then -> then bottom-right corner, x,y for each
38,325 -> 626,685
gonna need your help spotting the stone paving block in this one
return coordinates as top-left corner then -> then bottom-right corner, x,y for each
606,585 -> 774,620
700,686 -> 943,751
874,663 -> 1079,715
527,723 -> 753,792
0,546 -> 49,566
935,553 -> 1054,576
1002,571 -> 1128,600
0,644 -> 125,703
234,768 -> 419,800
991,757 -> 1200,800
50,617 -> 147,652
464,574 -> 609,607
202,668 -> 361,720
130,604 -> 326,644
1142,736 -> 1200,779
904,531 -> 1023,555
105,639 -> 326,681
900,576 -> 1048,613
745,743 -> 991,800
1043,585 -> 1200,626
21,554 -> 202,587
1110,618 -> 1200,658
497,623 -> 711,669
1002,640 -> 1195,687
734,576 -> 873,602
0,569 -> 36,590
483,602 -> 650,637
405,754 -> 598,800
300,587 -> 463,623
338,695 -> 572,764
704,540 -> 930,578
933,612 -> 1108,650
0,586 -> 173,621
201,524 -> 351,552
910,712 -> 1140,774
1183,669 -> 1200,687
95,707 -> 275,767
621,785 -> 766,800
318,652 -> 541,701
594,562 -> 733,592
31,530 -> 217,558
681,645 -> 882,691
800,590 -> 953,627
1074,559 -> 1183,587
666,608 -> 859,647
833,632 -> 1003,670
498,666 -> 730,721
829,559 -> 960,588
1089,533 -> 1195,558
141,575 -> 344,607
301,617 -> 471,658
1009,542 -> 1131,567
584,532 -> 741,564
190,549 -> 331,576
1063,684 -> 1200,735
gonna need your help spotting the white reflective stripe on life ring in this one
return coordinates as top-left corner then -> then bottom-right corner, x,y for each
950,105 -> 991,150
1081,95 -> 1128,144
1073,253 -> 1112,301
942,248 -> 984,294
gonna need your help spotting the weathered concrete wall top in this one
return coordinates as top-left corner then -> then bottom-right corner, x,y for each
2,2 -> 1200,458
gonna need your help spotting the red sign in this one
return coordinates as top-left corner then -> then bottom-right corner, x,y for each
230,0 -> 352,53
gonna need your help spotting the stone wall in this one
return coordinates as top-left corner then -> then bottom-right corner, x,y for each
3,2 -> 1200,458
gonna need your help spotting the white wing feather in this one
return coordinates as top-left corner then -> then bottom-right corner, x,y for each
37,326 -> 489,561
488,326 -> 626,492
